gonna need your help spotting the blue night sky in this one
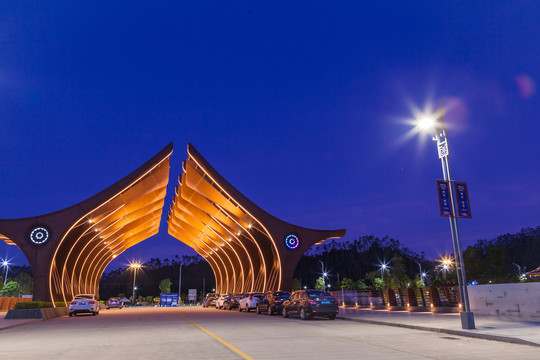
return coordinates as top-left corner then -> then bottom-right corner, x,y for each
2,1 -> 539,269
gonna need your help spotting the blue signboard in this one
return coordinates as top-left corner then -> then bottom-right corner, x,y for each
160,293 -> 179,307
454,181 -> 472,218
436,180 -> 452,217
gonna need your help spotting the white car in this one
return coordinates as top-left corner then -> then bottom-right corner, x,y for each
69,294 -> 100,316
215,294 -> 228,309
238,292 -> 264,312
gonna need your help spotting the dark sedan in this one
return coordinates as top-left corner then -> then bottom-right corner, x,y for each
282,290 -> 339,320
106,297 -> 123,309
256,290 -> 290,315
223,293 -> 243,310
202,293 -> 218,308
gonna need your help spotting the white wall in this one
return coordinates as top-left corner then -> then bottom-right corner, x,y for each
468,282 -> 540,321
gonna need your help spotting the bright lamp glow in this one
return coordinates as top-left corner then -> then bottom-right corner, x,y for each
416,115 -> 436,131
2,260 -> 8,267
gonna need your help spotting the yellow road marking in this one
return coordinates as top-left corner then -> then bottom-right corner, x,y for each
169,310 -> 255,360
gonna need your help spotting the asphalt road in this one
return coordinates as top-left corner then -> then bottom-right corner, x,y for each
1,306 -> 538,359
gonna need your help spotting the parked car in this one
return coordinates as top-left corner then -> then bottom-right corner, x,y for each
256,290 -> 290,315
69,294 -> 100,316
238,292 -> 264,312
282,290 -> 339,320
222,293 -> 243,310
202,293 -> 218,308
106,297 -> 123,309
215,294 -> 228,309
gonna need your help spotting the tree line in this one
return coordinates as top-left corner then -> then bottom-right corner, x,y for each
3,226 -> 539,298
293,227 -> 540,290
99,255 -> 214,301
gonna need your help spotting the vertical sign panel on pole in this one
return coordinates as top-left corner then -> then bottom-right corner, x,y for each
454,182 -> 472,218
188,289 -> 197,304
436,180 -> 452,217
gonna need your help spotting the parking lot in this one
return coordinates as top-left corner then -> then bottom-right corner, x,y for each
2,306 -> 539,359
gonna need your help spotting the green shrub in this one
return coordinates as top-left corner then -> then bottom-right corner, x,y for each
14,301 -> 68,309
0,281 -> 21,297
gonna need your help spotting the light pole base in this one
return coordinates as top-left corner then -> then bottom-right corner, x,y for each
460,311 -> 475,330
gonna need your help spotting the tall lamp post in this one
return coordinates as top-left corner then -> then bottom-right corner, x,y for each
380,263 -> 388,282
416,107 -> 475,329
130,263 -> 142,306
178,262 -> 182,303
2,260 -> 9,285
318,260 -> 326,291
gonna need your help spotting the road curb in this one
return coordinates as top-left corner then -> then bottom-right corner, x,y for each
337,316 -> 540,348
0,319 -> 42,332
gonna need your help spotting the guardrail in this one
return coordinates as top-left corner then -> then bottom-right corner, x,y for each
331,286 -> 461,312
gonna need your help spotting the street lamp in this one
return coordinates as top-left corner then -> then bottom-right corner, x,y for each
318,260 -> 326,291
416,261 -> 428,284
178,262 -> 182,302
379,262 -> 389,282
130,262 -> 142,306
2,260 -> 9,285
414,107 -> 475,330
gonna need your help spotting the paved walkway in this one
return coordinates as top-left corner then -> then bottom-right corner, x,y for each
0,311 -> 41,331
338,307 -> 540,347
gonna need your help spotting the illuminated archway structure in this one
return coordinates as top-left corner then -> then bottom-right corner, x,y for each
168,144 -> 346,293
0,144 -> 173,303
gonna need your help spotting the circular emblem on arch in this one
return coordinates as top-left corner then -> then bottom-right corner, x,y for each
28,226 -> 51,245
284,233 -> 300,250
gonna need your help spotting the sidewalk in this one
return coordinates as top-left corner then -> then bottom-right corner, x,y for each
0,311 -> 41,332
338,307 -> 540,347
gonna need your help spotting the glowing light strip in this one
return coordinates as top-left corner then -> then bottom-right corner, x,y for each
178,214 -> 230,293
177,178 -> 256,292
59,219 -> 107,302
90,221 -> 160,293
81,204 -> 161,300
168,227 -> 222,292
187,154 -> 282,290
213,202 -> 268,291
175,194 -> 246,293
87,213 -> 161,292
71,211 -> 126,295
210,214 -> 254,292
74,199 -> 162,295
170,216 -> 228,292
180,177 -> 254,292
91,225 -> 160,293
48,150 -> 172,304
201,232 -> 234,293
83,168 -> 169,298
207,225 -> 245,293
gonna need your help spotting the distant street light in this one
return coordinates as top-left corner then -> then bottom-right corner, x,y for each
413,107 -> 475,330
416,262 -> 428,283
318,260 -> 326,291
379,262 -> 389,282
2,260 -> 9,285
178,262 -> 182,302
130,262 -> 142,306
